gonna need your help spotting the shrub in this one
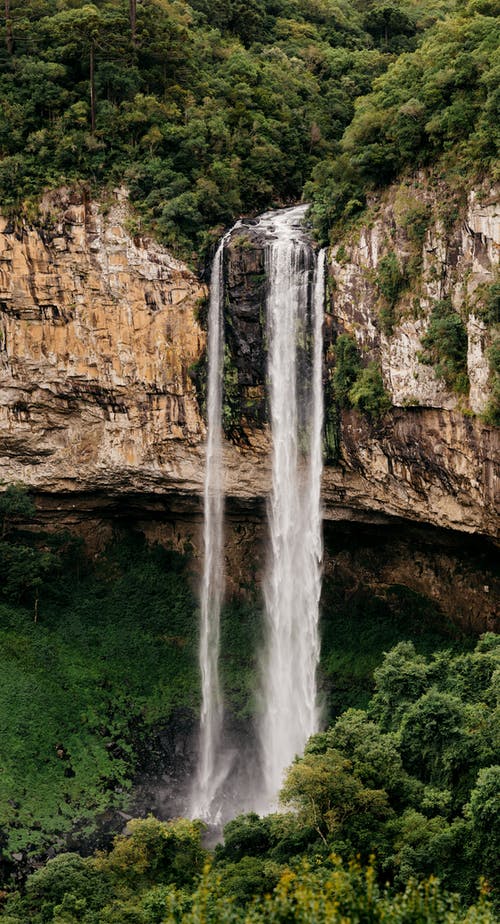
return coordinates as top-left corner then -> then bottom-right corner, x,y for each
348,362 -> 391,420
482,338 -> 500,425
330,334 -> 361,408
376,253 -> 406,306
375,252 -> 407,335
401,202 -> 431,247
419,299 -> 469,393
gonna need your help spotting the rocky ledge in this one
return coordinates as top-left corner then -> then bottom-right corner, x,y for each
0,184 -> 498,549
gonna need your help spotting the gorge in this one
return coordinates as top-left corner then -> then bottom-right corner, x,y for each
0,178 -> 498,889
0,0 -> 499,916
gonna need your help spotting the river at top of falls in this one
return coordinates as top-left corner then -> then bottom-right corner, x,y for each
190,204 -> 325,825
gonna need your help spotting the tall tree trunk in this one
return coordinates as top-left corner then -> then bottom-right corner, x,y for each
130,0 -> 137,46
90,42 -> 96,134
5,0 -> 13,54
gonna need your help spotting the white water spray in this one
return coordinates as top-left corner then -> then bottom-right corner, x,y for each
259,209 -> 325,808
190,238 -> 227,821
191,208 -> 325,821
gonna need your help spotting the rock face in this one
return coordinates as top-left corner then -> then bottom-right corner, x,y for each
0,182 -> 498,576
0,188 -> 207,496
320,178 -> 499,540
329,181 -> 499,414
219,183 -> 499,542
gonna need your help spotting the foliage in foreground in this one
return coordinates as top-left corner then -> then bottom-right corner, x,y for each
171,860 -> 495,924
0,636 -> 497,921
213,635 -> 499,906
0,820 -> 496,923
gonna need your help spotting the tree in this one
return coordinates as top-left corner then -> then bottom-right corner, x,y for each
41,3 -> 128,135
466,766 -> 500,893
281,747 -> 392,847
369,642 -> 430,729
331,334 -> 361,408
0,482 -> 34,538
348,362 -> 391,420
0,541 -> 60,620
363,4 -> 416,53
4,0 -> 13,54
129,0 -> 137,46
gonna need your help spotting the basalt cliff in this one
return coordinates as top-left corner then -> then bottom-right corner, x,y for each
0,183 -> 498,629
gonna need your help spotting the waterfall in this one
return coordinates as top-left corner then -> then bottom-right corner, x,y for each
258,209 -> 325,808
191,208 -> 325,822
190,237 -> 227,822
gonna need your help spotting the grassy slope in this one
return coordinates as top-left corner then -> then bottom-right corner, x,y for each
0,531 -> 473,861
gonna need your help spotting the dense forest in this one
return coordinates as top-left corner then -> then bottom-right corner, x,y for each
0,0 -> 499,920
0,0 -> 498,257
0,489 -> 498,921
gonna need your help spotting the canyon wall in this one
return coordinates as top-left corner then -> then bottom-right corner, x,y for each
323,179 -> 499,538
0,183 -> 498,629
0,187 -> 206,498
222,180 -> 499,540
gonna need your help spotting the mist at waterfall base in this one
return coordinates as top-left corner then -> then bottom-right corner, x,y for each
189,206 -> 325,828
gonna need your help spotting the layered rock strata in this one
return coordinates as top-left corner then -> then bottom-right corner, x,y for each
0,183 -> 498,547
221,183 -> 499,541
0,188 -> 206,495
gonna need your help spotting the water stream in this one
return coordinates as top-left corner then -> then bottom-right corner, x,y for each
191,207 -> 325,821
258,209 -> 325,808
189,237 -> 227,822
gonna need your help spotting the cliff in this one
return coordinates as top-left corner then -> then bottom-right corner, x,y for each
0,183 -> 498,629
323,177 -> 499,539
220,180 -> 499,541
0,188 -> 206,499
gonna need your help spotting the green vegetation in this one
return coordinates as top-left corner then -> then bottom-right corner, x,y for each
2,1 -> 493,259
482,337 -> 500,425
400,200 -> 431,247
222,344 -> 241,438
280,635 -> 500,902
1,637 -> 497,922
481,283 -> 500,326
1,823 -> 496,923
375,252 -> 407,335
328,333 -> 392,426
0,0 -> 396,258
307,4 -> 500,242
0,484 -> 68,619
349,361 -> 392,418
419,298 -> 469,394
0,520 -> 199,855
319,575 -> 470,717
329,333 -> 362,409
376,252 -> 406,308
1,816 -> 206,924
0,486 -> 475,865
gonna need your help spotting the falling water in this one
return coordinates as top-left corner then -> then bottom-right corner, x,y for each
259,208 -> 325,808
191,208 -> 325,821
190,237 -> 227,822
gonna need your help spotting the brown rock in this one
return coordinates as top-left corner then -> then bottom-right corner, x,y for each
0,188 -> 207,496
